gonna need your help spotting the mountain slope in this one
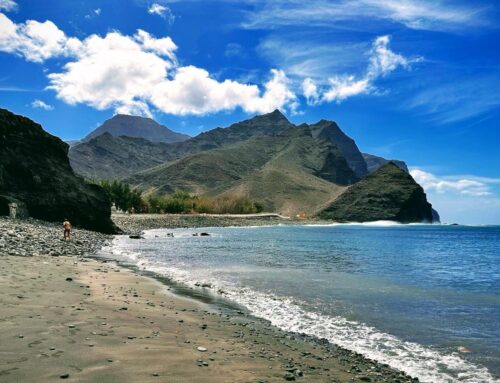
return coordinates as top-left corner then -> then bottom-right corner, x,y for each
84,114 -> 189,143
69,109 -> 296,179
310,120 -> 368,178
128,125 -> 355,215
0,108 -> 116,233
319,162 -> 434,223
69,133 -> 175,179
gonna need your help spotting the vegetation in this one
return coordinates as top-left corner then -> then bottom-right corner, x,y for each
98,180 -> 146,212
96,179 -> 263,214
147,191 -> 264,214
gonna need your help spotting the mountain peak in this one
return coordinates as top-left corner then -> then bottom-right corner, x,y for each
253,109 -> 289,123
84,114 -> 189,143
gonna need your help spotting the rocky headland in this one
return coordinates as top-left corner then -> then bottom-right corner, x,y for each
0,108 -> 117,233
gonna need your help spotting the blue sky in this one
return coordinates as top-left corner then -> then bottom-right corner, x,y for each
0,0 -> 499,223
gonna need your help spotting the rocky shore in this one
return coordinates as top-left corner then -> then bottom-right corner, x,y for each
112,213 -> 294,234
0,217 -> 111,257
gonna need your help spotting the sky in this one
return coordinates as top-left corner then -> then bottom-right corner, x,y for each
0,0 -> 499,224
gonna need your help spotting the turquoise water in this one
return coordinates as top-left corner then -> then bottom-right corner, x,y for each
102,223 -> 500,383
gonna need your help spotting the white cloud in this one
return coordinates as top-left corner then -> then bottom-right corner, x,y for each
242,0 -> 487,32
306,35 -> 420,104
410,168 -> 500,224
0,0 -> 17,12
259,36 -> 367,81
31,99 -> 53,111
151,67 -> 296,115
47,31 -> 175,115
0,13 -> 81,62
148,3 -> 175,23
302,77 -> 319,104
94,8 -> 101,16
410,169 -> 493,197
0,13 -> 296,116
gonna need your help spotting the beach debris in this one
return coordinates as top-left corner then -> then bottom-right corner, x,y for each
197,346 -> 208,352
60,373 -> 69,379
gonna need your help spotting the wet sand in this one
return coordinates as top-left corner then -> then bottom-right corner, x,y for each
0,254 -> 417,382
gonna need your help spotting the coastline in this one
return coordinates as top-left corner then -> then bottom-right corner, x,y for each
0,216 -> 418,382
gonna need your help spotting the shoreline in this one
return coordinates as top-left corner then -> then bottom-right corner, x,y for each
0,216 -> 419,382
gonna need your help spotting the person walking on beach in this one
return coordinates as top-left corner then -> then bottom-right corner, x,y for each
63,218 -> 72,240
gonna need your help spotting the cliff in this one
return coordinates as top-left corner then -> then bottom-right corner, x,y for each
0,109 -> 117,233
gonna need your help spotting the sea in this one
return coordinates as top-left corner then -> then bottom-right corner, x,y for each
98,223 -> 500,383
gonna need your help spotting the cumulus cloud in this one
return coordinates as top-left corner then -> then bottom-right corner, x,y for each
0,13 -> 81,62
0,13 -> 296,116
31,99 -> 53,111
151,67 -> 296,115
410,169 -> 493,197
304,35 -> 421,104
0,0 -> 17,12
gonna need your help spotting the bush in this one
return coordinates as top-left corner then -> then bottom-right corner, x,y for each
98,179 -> 146,212
147,192 -> 264,214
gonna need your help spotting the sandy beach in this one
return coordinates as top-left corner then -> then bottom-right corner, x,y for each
0,216 -> 418,382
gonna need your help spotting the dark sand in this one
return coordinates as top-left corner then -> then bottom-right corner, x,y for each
0,216 -> 418,382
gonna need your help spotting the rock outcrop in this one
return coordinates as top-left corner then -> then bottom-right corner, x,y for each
319,162 -> 434,223
0,108 -> 117,233
84,114 -> 189,143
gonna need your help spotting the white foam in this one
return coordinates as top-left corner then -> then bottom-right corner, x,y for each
107,236 -> 499,383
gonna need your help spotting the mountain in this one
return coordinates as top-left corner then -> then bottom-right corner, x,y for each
127,125 -> 355,216
319,162 -> 434,223
362,153 -> 408,173
0,108 -> 117,233
70,133 -> 174,179
68,110 -> 436,223
70,109 -> 295,179
310,120 -> 368,178
84,114 -> 190,143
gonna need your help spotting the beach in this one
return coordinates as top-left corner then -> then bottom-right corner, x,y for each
0,216 -> 419,382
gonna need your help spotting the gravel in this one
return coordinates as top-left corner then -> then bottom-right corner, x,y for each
0,217 -> 111,257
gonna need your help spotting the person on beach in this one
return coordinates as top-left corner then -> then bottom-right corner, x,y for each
63,219 -> 72,240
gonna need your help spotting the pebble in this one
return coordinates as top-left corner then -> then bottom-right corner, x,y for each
197,346 -> 208,352
0,217 -> 111,258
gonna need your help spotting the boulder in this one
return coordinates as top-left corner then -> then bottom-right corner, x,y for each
0,108 -> 117,233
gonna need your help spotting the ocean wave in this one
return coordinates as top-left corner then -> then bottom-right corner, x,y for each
104,233 -> 499,383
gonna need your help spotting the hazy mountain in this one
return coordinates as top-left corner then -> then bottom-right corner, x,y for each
84,114 -> 190,143
362,153 -> 409,173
